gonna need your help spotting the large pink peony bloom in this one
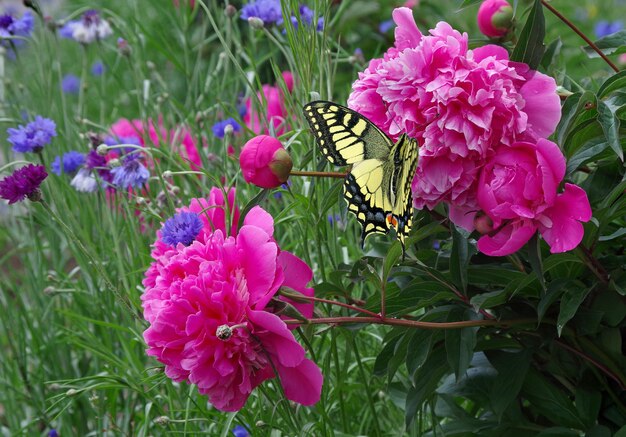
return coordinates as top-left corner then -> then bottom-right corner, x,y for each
142,188 -> 320,411
347,8 -> 561,229
244,71 -> 294,136
476,139 -> 591,256
110,118 -> 202,169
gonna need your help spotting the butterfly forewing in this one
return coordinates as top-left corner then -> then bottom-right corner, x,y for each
303,101 -> 392,165
303,100 -> 419,249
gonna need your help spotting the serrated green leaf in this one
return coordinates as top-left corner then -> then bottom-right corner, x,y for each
557,282 -> 591,336
597,100 -> 623,161
598,70 -> 626,98
511,0 -> 545,69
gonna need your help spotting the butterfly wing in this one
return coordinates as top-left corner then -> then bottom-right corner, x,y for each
303,101 -> 393,165
389,134 -> 419,247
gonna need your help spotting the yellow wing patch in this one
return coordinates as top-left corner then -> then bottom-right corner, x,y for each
303,101 -> 419,250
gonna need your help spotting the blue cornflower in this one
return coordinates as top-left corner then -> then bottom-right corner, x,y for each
7,116 -> 57,153
432,240 -> 441,250
59,10 -> 112,44
0,11 -> 34,49
48,429 -> 59,437
241,0 -> 282,25
51,151 -> 86,175
379,19 -> 394,34
91,60 -> 105,76
231,425 -> 250,437
595,20 -> 623,38
111,154 -> 150,189
61,74 -> 81,94
161,211 -> 203,247
212,118 -> 241,139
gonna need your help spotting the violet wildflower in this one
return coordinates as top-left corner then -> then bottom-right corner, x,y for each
240,0 -> 282,25
48,429 -> 59,437
91,60 -> 105,76
283,5 -> 324,31
595,20 -> 623,38
51,151 -> 86,175
160,211 -> 203,247
212,118 -> 241,139
70,168 -> 99,193
61,74 -> 80,94
85,149 -> 113,184
0,164 -> 47,204
0,11 -> 34,49
379,19 -> 394,33
111,154 -> 150,189
231,425 -> 250,437
7,116 -> 57,153
60,10 -> 112,44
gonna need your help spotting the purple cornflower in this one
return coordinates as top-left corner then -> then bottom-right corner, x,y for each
110,154 -> 150,188
0,164 -> 47,204
60,10 -> 112,44
85,149 -> 113,184
91,61 -> 105,76
283,5 -> 324,31
48,429 -> 59,437
595,20 -> 624,38
240,0 -> 282,25
212,118 -> 241,139
0,11 -> 34,49
7,116 -> 57,153
161,211 -> 203,247
231,425 -> 250,437
51,151 -> 86,175
61,74 -> 81,94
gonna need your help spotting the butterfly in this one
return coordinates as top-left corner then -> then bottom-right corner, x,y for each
303,100 -> 419,251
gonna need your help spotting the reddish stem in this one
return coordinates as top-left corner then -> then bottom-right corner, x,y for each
297,295 -> 381,318
284,316 -> 534,330
290,170 -> 347,179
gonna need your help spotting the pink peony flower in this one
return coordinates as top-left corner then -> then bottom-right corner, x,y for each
110,118 -> 202,169
476,139 -> 591,256
240,135 -> 293,188
142,188 -> 320,410
347,8 -> 561,229
477,0 -> 513,38
244,71 -> 294,136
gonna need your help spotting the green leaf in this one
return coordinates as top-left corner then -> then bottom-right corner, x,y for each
556,92 -> 596,147
237,189 -> 270,230
522,368 -> 586,429
373,329 -> 407,376
511,0 -> 545,69
566,137 -> 608,175
540,38 -> 562,70
615,425 -> 626,437
598,70 -> 626,98
318,180 -> 343,217
528,234 -> 546,292
557,282 -> 591,336
537,279 -> 570,324
405,346 -> 448,427
450,225 -> 472,294
470,288 -> 511,310
575,388 -> 601,429
459,0 -> 482,8
599,227 -> 626,241
487,349 -> 532,419
585,426 -> 613,437
536,428 -> 581,437
597,100 -> 623,161
405,330 -> 434,379
445,309 -> 478,380
583,30 -> 626,57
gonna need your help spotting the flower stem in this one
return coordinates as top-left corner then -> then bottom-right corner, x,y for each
284,316 -> 534,329
290,170 -> 347,179
292,294 -> 381,318
540,0 -> 619,72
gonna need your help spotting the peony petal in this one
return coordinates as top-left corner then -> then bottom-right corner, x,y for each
392,7 -> 422,50
276,358 -> 323,406
520,72 -> 561,138
244,206 -> 274,238
472,44 -> 509,62
278,251 -> 314,319
477,219 -> 537,256
538,184 -> 591,253
248,309 -> 305,367
535,138 -> 566,187
448,203 -> 477,232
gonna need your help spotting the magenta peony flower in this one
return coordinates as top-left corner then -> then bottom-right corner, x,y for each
240,135 -> 293,189
476,139 -> 591,256
110,118 -> 201,169
142,188 -> 320,411
244,71 -> 293,136
347,8 -> 561,230
477,0 -> 513,38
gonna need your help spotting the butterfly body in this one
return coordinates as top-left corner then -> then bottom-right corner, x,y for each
303,101 -> 418,249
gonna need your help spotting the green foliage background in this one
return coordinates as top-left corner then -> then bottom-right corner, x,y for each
1,0 -> 626,436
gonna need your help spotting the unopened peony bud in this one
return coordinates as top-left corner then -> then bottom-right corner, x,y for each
477,0 -> 513,38
474,212 -> 494,235
239,135 -> 293,188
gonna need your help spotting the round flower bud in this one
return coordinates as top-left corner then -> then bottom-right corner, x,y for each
96,144 -> 109,155
239,135 -> 293,189
473,212 -> 493,235
477,0 -> 513,38
225,4 -> 237,18
248,16 -> 265,29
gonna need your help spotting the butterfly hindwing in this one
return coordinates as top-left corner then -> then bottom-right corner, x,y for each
303,101 -> 392,165
303,100 -> 419,249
